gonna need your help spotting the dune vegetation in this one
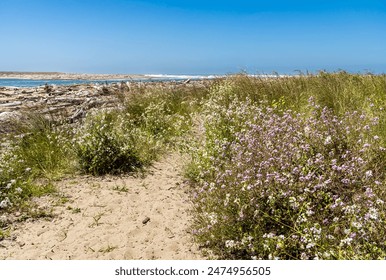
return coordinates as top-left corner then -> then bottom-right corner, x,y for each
1,72 -> 385,259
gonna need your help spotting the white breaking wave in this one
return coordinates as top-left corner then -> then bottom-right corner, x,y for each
143,74 -> 220,79
144,74 -> 295,80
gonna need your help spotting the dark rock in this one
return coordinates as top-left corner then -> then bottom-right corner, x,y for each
142,217 -> 150,225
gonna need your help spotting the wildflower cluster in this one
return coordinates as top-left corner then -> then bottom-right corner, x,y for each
0,146 -> 25,212
1,118 -> 74,217
190,87 -> 386,259
75,111 -> 144,175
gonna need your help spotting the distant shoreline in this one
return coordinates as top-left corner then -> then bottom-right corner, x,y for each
0,71 -> 296,81
0,71 -> 147,80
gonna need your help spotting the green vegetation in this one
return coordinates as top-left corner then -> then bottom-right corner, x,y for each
0,115 -> 75,217
1,72 -> 385,259
187,72 -> 386,259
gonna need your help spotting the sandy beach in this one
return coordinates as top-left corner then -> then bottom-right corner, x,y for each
0,153 -> 202,260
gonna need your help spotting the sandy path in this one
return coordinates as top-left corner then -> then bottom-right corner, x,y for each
0,154 -> 202,260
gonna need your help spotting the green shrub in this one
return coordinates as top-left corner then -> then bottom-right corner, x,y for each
75,111 -> 143,175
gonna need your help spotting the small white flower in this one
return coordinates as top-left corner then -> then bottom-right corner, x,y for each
304,126 -> 311,137
324,135 -> 332,145
376,199 -> 384,205
351,221 -> 362,229
0,197 -> 11,209
300,252 -> 308,260
306,242 -> 315,249
207,212 -> 218,225
225,240 -> 235,248
366,207 -> 378,220
340,237 -> 353,246
365,170 -> 373,178
306,209 -> 314,216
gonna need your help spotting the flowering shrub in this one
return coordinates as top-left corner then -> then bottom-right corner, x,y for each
75,111 -> 144,175
190,90 -> 386,259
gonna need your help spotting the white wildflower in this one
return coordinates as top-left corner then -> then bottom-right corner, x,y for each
0,197 -> 12,209
340,237 -> 353,246
324,135 -> 332,145
300,252 -> 308,260
366,207 -> 378,220
351,221 -> 362,229
225,240 -> 235,248
365,170 -> 373,179
306,242 -> 315,249
208,213 -> 218,225
304,126 -> 311,137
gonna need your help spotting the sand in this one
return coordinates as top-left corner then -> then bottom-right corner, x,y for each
0,153 -> 202,260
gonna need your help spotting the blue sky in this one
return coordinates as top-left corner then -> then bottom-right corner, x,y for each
0,0 -> 385,74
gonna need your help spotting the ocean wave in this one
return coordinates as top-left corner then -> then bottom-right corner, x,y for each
144,74 -> 220,80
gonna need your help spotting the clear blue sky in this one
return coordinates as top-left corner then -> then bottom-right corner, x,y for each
0,0 -> 385,74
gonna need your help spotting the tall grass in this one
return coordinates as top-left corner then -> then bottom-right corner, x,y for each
0,114 -> 76,227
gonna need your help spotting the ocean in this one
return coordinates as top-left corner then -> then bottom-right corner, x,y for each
0,75 -> 217,88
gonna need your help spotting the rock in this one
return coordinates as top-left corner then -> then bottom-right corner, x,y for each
142,217 -> 150,225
